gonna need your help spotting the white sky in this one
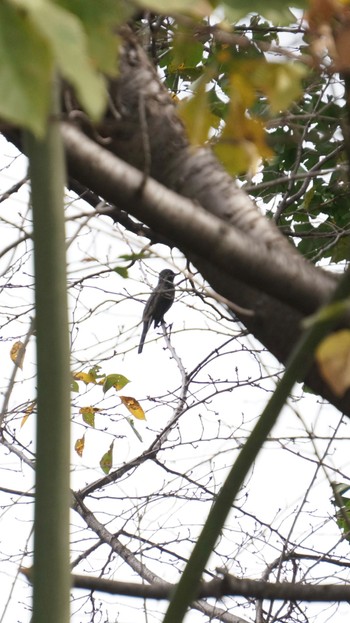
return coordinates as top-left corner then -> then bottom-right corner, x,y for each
0,135 -> 350,623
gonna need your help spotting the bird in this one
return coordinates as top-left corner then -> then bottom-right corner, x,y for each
138,269 -> 176,354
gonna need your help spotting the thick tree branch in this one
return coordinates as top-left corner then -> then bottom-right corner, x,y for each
70,572 -> 350,603
62,122 -> 336,317
100,29 -> 299,252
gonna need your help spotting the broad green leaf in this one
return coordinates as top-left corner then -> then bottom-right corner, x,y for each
221,0 -> 307,24
114,266 -> 129,278
333,483 -> 350,540
103,374 -> 130,394
336,508 -> 350,541
14,0 -> 107,121
88,365 -> 104,381
301,187 -> 315,211
79,406 -> 100,427
71,380 -> 80,393
100,441 -> 114,474
171,26 -> 205,71
55,0 -> 132,74
331,237 -> 350,264
135,0 -> 213,17
0,2 -> 52,135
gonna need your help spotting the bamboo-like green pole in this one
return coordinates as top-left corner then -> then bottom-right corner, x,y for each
25,79 -> 71,623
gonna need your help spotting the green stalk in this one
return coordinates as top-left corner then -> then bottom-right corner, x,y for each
25,78 -> 71,623
163,270 -> 350,623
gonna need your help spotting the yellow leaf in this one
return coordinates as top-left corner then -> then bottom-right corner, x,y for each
120,396 -> 146,420
316,330 -> 350,396
99,441 -> 114,474
229,72 -> 256,109
73,372 -> 96,385
10,341 -> 26,370
249,62 -> 307,112
178,88 -> 219,146
214,110 -> 273,175
79,406 -> 99,427
20,401 -> 35,428
214,141 -> 252,176
74,435 -> 85,457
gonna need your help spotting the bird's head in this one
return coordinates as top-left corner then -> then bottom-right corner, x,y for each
159,269 -> 177,282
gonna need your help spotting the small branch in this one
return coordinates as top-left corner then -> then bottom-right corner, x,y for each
244,163 -> 345,194
68,177 -> 174,246
274,140 -> 343,224
0,176 -> 28,204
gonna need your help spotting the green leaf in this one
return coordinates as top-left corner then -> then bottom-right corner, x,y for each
301,186 -> 315,212
333,485 -> 350,541
301,383 -> 315,395
71,380 -> 80,393
127,417 -> 143,442
80,406 -> 97,428
330,237 -> 350,264
251,62 -> 308,112
178,72 -> 220,146
135,0 -> 212,17
221,0 -> 307,24
88,364 -> 103,381
0,1 -> 53,135
103,374 -> 130,394
114,266 -> 129,278
118,252 -> 149,262
99,441 -> 114,474
171,26 -> 205,71
56,0 -> 133,74
14,0 -> 107,122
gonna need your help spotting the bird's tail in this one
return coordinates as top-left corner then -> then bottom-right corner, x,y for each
138,323 -> 149,354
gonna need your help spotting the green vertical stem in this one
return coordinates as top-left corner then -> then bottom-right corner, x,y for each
25,79 -> 71,623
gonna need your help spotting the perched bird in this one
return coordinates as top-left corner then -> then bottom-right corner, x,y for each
138,269 -> 176,354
